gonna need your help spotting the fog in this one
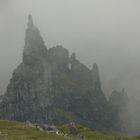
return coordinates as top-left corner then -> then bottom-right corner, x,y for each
1,0 -> 140,98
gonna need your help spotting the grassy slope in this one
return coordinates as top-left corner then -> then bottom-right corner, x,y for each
0,120 -> 139,140
0,120 -> 64,140
58,124 -> 139,140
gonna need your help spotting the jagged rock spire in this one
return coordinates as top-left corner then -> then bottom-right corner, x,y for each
92,63 -> 101,88
0,15 -> 109,131
28,14 -> 34,28
23,15 -> 47,64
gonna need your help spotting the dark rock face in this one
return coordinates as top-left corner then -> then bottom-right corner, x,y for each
0,15 -> 110,130
109,89 -> 130,133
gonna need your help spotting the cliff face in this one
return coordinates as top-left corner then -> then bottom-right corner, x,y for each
0,15 -> 109,130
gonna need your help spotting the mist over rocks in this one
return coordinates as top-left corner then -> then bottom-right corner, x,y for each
0,15 -> 133,133
109,89 -> 130,132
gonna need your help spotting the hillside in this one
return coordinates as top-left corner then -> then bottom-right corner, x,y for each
0,120 -> 64,140
0,120 -> 139,140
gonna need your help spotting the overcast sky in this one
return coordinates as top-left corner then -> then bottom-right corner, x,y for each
1,0 -> 140,97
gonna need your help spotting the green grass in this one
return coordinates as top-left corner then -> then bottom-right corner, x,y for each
0,120 -> 139,140
58,124 -> 140,140
58,124 -> 113,140
0,120 -> 64,140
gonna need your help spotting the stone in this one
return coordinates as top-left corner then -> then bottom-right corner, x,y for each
0,15 -> 111,131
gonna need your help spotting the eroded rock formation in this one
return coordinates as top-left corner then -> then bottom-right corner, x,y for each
0,15 -> 112,130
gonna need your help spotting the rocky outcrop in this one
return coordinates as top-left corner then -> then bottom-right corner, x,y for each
0,15 -> 110,130
109,89 -> 131,133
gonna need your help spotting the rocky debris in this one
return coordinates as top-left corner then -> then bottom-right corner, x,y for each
26,121 -> 59,133
25,121 -> 77,139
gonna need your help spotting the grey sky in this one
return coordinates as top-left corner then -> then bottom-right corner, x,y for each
1,0 -> 140,97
